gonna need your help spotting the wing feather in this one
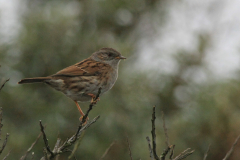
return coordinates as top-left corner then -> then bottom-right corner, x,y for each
50,58 -> 106,78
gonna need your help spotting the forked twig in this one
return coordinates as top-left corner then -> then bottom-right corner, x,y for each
160,145 -> 171,160
40,88 -> 102,159
40,121 -> 54,158
146,108 -> 194,160
40,116 -> 100,160
68,130 -> 85,159
59,116 -> 100,151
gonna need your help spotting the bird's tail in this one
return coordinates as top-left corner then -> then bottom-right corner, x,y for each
18,77 -> 51,84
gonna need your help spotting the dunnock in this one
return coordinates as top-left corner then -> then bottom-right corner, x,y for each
18,48 -> 126,119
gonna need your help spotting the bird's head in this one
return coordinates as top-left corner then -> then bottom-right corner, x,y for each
91,48 -> 126,68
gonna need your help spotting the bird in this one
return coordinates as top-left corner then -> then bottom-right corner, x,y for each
18,48 -> 126,121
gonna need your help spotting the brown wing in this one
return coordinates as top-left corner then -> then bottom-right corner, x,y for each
51,58 -> 107,78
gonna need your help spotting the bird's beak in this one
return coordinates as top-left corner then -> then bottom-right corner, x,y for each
116,56 -> 126,59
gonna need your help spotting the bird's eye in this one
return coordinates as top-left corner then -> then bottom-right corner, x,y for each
107,53 -> 113,57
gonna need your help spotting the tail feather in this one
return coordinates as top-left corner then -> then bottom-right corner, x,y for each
18,77 -> 51,84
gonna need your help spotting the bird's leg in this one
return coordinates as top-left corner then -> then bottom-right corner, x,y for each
74,101 -> 89,123
87,93 -> 100,104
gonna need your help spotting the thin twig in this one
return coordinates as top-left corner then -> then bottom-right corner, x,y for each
60,115 -> 100,152
99,141 -> 116,160
161,111 -> 169,147
173,148 -> 194,160
146,137 -> 154,160
151,106 -> 160,160
0,133 -> 9,154
223,135 -> 240,160
0,107 -> 3,138
2,149 -> 11,160
0,107 -> 10,159
170,145 -> 175,160
0,78 -> 10,92
52,138 -> 61,153
160,146 -> 171,160
68,130 -> 85,159
71,116 -> 99,146
203,144 -> 210,160
127,137 -> 133,160
20,132 -> 42,160
40,121 -> 54,158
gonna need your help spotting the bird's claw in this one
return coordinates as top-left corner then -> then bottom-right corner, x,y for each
79,116 -> 89,125
88,93 -> 100,104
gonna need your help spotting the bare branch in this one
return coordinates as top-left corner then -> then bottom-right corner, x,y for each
99,141 -> 116,160
69,87 -> 102,145
40,121 -> 54,158
0,78 -> 10,92
39,115 -> 100,160
147,107 -> 194,160
203,144 -> 211,160
2,149 -> 11,160
39,88 -> 101,159
0,107 -> 10,158
146,137 -> 154,160
160,145 -> 171,160
173,148 -> 194,160
170,145 -> 175,160
151,106 -> 160,160
20,132 -> 42,160
223,135 -> 240,160
161,112 -> 169,147
81,87 -> 102,124
68,130 -> 86,159
127,137 -> 133,160
52,138 -> 61,153
59,115 -> 100,152
0,107 -> 3,138
0,133 -> 10,154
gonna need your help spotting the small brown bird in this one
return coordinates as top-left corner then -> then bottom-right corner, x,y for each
18,48 -> 126,119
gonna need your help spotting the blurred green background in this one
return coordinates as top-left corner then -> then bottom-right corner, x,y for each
1,0 -> 240,159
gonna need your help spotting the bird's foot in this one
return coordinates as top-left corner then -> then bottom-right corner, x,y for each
87,93 -> 100,104
79,116 -> 89,125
